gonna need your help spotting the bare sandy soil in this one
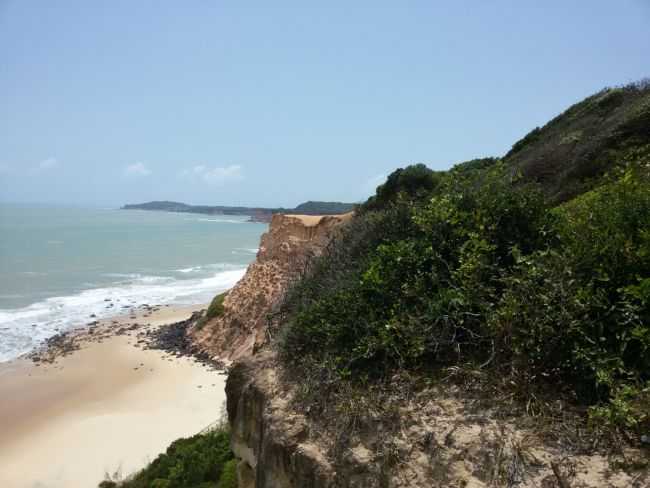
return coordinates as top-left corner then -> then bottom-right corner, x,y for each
283,213 -> 353,226
0,305 -> 227,488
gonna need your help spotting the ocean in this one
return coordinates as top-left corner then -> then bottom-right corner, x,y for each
0,204 -> 267,362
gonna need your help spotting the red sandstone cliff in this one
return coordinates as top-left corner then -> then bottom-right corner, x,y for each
190,213 -> 351,362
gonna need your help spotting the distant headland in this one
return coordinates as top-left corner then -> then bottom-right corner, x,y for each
121,200 -> 355,223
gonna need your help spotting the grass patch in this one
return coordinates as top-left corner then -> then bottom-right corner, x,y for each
206,292 -> 227,320
195,292 -> 229,331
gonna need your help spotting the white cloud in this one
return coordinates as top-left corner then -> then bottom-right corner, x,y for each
36,158 -> 58,171
362,173 -> 387,196
202,165 -> 243,184
124,162 -> 151,177
181,164 -> 243,185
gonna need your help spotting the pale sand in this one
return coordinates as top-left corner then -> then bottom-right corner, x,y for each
0,305 -> 227,488
284,212 -> 353,226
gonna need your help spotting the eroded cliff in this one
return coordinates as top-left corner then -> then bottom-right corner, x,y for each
190,213 -> 351,361
226,353 -> 335,488
226,353 -> 646,488
218,213 -> 646,488
214,206 -> 646,487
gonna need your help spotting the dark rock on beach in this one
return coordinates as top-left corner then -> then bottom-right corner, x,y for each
27,330 -> 82,363
138,311 -> 225,370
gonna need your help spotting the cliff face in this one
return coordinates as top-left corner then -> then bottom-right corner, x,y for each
190,213 -> 351,361
226,353 -> 336,488
226,354 -> 644,488
219,216 -> 644,488
218,215 -> 649,488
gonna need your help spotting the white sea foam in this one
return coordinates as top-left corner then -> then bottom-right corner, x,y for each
194,218 -> 246,224
0,267 -> 246,362
232,248 -> 259,255
174,263 -> 244,274
103,273 -> 143,279
176,267 -> 199,273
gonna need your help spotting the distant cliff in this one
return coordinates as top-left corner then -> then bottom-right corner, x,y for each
121,200 -> 355,223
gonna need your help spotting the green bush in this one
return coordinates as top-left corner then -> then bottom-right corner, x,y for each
110,427 -> 235,488
196,292 -> 229,330
282,164 -> 549,373
362,163 -> 441,212
279,159 -> 650,434
206,292 -> 227,320
216,459 -> 238,488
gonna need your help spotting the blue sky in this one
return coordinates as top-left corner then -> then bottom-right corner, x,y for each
1,1 -> 648,207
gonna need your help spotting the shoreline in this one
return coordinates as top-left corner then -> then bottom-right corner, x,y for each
0,303 -> 227,488
0,264 -> 251,364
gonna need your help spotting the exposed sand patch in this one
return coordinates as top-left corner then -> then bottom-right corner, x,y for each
283,212 -> 353,227
0,305 -> 227,488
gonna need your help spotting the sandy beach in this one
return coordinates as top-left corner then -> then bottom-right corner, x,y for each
0,305 -> 227,488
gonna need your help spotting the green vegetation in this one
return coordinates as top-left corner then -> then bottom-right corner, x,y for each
195,292 -> 228,330
101,83 -> 649,488
362,163 -> 442,212
206,292 -> 227,320
215,460 -> 237,488
504,80 -> 650,202
278,83 -> 650,438
100,427 -> 236,488
292,200 -> 355,214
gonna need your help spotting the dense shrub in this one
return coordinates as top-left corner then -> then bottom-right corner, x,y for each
279,157 -> 650,434
206,292 -> 227,320
362,163 -> 441,212
490,168 -> 650,397
215,459 -> 238,488
282,165 -> 547,370
107,427 -> 234,488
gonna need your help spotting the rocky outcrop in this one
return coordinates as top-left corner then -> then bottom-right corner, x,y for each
190,213 -> 351,362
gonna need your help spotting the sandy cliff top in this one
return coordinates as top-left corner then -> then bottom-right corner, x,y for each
281,212 -> 353,227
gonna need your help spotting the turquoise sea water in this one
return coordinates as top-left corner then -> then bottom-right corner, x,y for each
0,204 -> 266,362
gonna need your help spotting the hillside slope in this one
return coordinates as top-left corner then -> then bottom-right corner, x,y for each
504,80 -> 650,201
225,83 -> 650,487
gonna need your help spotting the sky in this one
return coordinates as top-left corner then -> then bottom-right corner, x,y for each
1,1 -> 649,208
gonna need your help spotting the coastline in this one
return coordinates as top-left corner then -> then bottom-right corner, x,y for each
0,303 -> 227,488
